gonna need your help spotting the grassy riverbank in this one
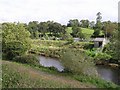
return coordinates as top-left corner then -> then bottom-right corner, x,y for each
2,60 -> 95,88
2,60 -> 119,88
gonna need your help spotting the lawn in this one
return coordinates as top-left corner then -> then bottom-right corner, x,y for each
81,28 -> 94,35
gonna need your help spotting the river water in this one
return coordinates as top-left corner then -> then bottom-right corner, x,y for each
39,56 -> 120,85
97,65 -> 120,85
39,56 -> 64,72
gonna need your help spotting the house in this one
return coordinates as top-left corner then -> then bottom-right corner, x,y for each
74,38 -> 84,42
73,37 -> 109,48
92,38 -> 109,48
74,38 -> 80,42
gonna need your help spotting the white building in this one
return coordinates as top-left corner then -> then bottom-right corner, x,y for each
92,38 -> 109,48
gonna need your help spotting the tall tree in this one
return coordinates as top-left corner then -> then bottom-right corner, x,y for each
103,23 -> 119,64
89,21 -> 95,29
27,21 -> 39,39
93,12 -> 102,37
102,21 -> 118,37
110,23 -> 120,63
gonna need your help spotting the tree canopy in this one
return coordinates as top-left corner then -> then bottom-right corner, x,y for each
2,23 -> 31,59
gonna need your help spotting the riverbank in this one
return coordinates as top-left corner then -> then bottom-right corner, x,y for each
2,60 -> 119,88
30,40 -> 90,59
30,40 -> 120,69
96,60 -> 120,68
39,55 -> 120,85
2,60 -> 93,88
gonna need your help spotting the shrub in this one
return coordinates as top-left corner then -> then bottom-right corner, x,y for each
85,50 -> 96,57
60,49 -> 98,76
83,43 -> 94,50
94,53 -> 112,61
2,41 -> 29,60
13,54 -> 39,66
2,23 -> 31,60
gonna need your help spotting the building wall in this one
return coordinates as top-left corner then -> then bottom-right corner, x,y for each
94,42 -> 99,48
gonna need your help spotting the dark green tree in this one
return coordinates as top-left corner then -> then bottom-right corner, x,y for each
48,21 -> 66,37
67,19 -> 80,27
93,12 -> 103,37
89,21 -> 95,29
38,22 -> 48,37
71,26 -> 84,38
27,21 -> 39,39
80,19 -> 90,28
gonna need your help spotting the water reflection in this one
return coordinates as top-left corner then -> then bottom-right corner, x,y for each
97,65 -> 120,85
39,56 -> 64,72
39,55 -> 120,85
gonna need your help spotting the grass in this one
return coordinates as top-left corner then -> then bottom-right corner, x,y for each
81,28 -> 94,35
66,27 -> 104,38
66,27 -> 72,34
30,40 -> 90,58
2,60 -> 119,88
2,60 -> 95,88
73,74 -> 119,88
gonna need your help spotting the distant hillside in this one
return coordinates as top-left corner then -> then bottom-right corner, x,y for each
66,27 -> 104,38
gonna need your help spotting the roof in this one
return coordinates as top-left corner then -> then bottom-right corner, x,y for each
92,38 -> 105,42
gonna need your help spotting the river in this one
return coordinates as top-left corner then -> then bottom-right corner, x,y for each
39,56 -> 120,85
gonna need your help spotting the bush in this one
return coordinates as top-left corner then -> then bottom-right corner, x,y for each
2,41 -> 29,60
13,54 -> 39,66
83,43 -> 94,50
85,50 -> 96,57
60,49 -> 98,76
2,23 -> 31,60
94,53 -> 112,61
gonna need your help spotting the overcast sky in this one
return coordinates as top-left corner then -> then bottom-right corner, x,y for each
0,0 -> 119,24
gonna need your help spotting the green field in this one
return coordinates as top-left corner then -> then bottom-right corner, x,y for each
81,28 -> 94,35
66,27 -> 104,38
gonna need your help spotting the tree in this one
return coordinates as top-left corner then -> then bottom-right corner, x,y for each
67,19 -> 80,27
48,21 -> 66,37
102,21 -> 118,37
27,21 -> 39,39
103,23 -> 120,64
2,23 -> 31,59
96,12 -> 102,22
93,12 -> 103,37
93,29 -> 100,37
89,21 -> 95,29
95,12 -> 103,29
71,26 -> 84,38
38,22 -> 48,37
111,25 -> 120,63
80,19 -> 90,28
